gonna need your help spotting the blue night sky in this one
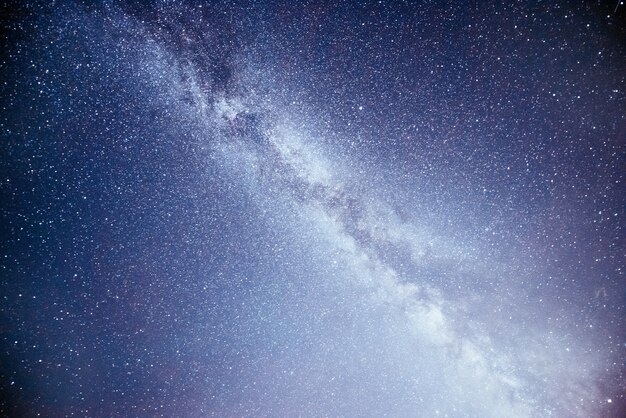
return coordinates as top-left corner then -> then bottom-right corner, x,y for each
1,1 -> 625,416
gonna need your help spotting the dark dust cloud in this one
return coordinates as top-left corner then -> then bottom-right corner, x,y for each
1,1 -> 625,417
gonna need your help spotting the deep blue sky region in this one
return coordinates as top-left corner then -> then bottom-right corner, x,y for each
1,1 -> 625,417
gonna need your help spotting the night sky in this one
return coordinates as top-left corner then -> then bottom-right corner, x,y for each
1,1 -> 625,416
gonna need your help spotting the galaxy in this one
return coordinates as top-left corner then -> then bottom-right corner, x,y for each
1,1 -> 625,416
